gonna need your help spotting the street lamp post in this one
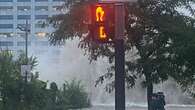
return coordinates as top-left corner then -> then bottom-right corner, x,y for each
18,20 -> 31,110
17,19 -> 30,63
25,20 -> 28,63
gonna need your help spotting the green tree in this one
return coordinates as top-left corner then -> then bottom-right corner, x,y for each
44,80 -> 90,110
45,82 -> 59,110
0,50 -> 21,110
0,50 -> 48,110
23,74 -> 48,110
44,82 -> 67,110
62,79 -> 90,109
0,50 -> 91,110
49,0 -> 195,109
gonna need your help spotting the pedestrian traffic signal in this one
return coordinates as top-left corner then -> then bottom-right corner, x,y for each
91,3 -> 115,43
96,6 -> 105,22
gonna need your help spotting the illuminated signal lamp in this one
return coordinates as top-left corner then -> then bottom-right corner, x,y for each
96,6 -> 105,22
99,26 -> 107,39
91,3 -> 115,43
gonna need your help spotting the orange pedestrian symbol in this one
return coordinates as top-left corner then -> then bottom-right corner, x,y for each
96,6 -> 105,22
99,26 -> 107,39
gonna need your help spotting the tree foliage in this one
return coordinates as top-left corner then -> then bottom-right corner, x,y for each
0,50 -> 91,110
49,0 -> 195,109
62,79 -> 91,109
0,50 -> 46,110
44,80 -> 90,110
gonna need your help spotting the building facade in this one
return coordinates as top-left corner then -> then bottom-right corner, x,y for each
0,0 -> 64,52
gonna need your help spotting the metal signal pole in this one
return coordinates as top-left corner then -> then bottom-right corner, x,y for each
18,19 -> 31,110
25,19 -> 28,63
115,3 -> 125,110
17,19 -> 29,63
90,1 -> 126,109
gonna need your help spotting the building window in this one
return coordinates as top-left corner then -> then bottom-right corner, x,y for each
17,15 -> 31,20
35,20 -> 48,28
35,23 -> 44,28
0,41 -> 13,46
35,6 -> 48,11
0,33 -> 14,37
36,32 -> 48,38
17,6 -> 31,12
35,15 -> 48,19
17,24 -> 31,28
17,41 -> 31,46
35,0 -> 48,2
52,0 -> 64,1
52,6 -> 66,13
52,6 -> 61,11
0,15 -> 13,20
35,20 -> 49,28
17,24 -> 31,32
17,33 -> 25,37
0,0 -> 13,2
17,0 -> 31,2
37,41 -> 48,46
0,24 -> 13,29
0,6 -> 13,11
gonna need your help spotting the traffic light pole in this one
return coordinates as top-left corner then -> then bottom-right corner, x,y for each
115,3 -> 125,110
115,39 -> 125,110
25,19 -> 28,64
90,2 -> 126,110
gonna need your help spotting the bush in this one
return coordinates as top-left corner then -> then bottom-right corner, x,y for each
62,79 -> 91,109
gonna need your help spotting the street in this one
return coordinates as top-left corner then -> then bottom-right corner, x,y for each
82,105 -> 195,110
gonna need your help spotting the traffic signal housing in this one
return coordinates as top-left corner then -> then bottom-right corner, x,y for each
91,3 -> 115,43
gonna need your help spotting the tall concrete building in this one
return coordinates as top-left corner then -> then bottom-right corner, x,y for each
0,0 -> 64,53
